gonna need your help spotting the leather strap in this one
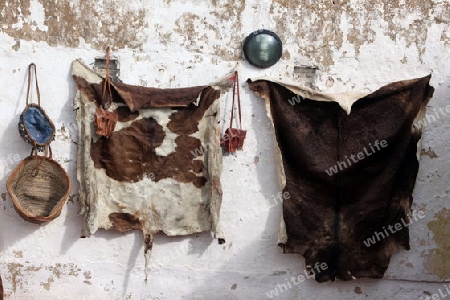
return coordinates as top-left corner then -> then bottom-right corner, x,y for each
101,46 -> 113,109
30,145 -> 52,177
26,63 -> 41,107
229,71 -> 242,129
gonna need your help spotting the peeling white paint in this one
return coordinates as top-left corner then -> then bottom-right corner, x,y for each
0,0 -> 449,299
28,0 -> 48,32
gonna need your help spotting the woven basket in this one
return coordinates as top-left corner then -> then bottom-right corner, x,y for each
6,148 -> 71,224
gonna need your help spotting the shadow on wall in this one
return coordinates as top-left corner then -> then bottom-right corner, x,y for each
53,63 -> 83,256
0,68 -> 48,252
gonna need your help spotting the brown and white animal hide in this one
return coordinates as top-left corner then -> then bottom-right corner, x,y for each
248,76 -> 434,282
72,60 -> 225,273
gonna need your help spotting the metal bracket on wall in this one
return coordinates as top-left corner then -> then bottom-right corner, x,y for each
293,65 -> 318,88
93,55 -> 121,82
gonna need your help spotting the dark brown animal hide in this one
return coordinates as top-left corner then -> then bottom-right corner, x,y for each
72,60 -> 225,272
248,76 -> 434,282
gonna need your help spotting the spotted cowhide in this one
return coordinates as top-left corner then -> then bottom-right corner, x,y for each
72,60 -> 226,272
248,76 -> 434,282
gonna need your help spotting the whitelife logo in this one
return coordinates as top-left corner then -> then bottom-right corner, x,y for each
363,210 -> 426,247
287,94 -> 302,106
420,284 -> 450,300
414,105 -> 450,129
265,262 -> 328,299
325,140 -> 388,176
1,153 -> 22,173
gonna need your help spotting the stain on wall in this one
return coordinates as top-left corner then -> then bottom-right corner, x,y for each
171,0 -> 245,60
2,0 -> 447,67
271,0 -> 336,66
269,0 -> 449,68
0,0 -> 147,50
421,148 -> 439,159
4,261 -> 85,297
425,208 -> 450,279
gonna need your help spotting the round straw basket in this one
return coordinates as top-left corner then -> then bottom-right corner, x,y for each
6,148 -> 71,224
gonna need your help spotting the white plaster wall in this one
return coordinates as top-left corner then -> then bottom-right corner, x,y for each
0,0 -> 449,299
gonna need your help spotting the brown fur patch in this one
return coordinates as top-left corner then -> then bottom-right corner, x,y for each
248,76 -> 433,282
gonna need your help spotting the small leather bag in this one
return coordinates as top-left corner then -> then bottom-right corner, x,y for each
221,71 -> 247,152
94,47 -> 118,138
18,63 -> 55,151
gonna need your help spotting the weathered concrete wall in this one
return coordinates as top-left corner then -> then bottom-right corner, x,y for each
0,0 -> 449,299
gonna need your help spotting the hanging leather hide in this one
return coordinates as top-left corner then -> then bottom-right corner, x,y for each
72,60 -> 226,274
248,75 -> 434,282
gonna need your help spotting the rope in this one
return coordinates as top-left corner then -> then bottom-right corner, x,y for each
229,71 -> 243,130
101,47 -> 113,109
